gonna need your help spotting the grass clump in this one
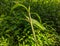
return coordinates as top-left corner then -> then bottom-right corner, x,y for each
0,0 -> 60,46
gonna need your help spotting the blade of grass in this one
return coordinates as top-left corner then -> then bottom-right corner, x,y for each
31,12 -> 42,23
10,3 -> 28,15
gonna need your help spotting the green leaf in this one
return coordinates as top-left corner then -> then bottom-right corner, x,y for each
26,16 -> 46,30
31,12 -> 42,23
10,3 -> 28,15
32,18 -> 46,30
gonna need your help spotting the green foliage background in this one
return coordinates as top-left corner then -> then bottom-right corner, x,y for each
0,0 -> 60,46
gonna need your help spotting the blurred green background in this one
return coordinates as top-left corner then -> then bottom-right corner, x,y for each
0,0 -> 60,46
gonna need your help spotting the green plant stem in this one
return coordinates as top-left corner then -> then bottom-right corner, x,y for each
28,5 -> 38,46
